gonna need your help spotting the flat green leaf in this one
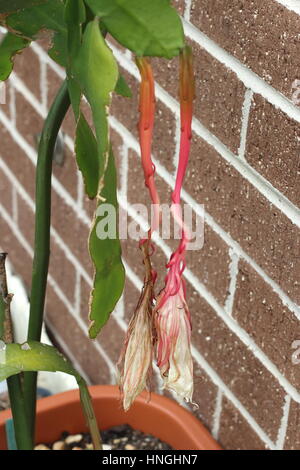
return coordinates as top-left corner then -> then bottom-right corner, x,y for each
0,341 -> 80,382
0,32 -> 30,81
88,145 -> 125,338
6,0 -> 65,37
75,113 -> 99,198
115,73 -> 132,98
64,1 -> 101,199
85,0 -> 184,58
0,341 -> 102,449
5,0 -> 67,66
73,18 -> 118,176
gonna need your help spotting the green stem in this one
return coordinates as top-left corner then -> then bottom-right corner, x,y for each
23,80 -> 70,443
0,253 -> 32,449
7,376 -> 32,449
78,379 -> 102,450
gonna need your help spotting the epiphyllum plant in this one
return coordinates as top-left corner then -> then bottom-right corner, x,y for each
119,48 -> 195,409
0,0 -> 189,451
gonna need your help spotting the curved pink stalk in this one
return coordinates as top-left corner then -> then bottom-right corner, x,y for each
136,57 -> 160,243
118,58 -> 159,410
155,46 -> 195,402
157,46 -> 194,310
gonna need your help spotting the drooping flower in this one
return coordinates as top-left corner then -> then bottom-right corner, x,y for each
155,279 -> 193,401
118,58 -> 158,410
155,45 -> 195,402
118,242 -> 154,411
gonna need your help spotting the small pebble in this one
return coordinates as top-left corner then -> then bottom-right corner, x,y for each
52,440 -> 65,450
37,424 -> 172,450
125,444 -> 135,450
102,444 -> 112,450
34,444 -> 50,450
65,434 -> 83,445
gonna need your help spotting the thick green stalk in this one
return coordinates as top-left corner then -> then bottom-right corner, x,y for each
7,376 -> 32,449
23,80 -> 70,443
0,253 -> 32,449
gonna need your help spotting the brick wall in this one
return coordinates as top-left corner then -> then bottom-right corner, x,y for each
0,0 -> 300,450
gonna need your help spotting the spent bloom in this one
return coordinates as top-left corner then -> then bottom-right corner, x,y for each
155,46 -> 195,402
118,243 -> 154,411
118,48 -> 195,409
155,279 -> 193,401
118,59 -> 158,410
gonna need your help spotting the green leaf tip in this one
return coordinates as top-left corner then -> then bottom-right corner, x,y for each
88,146 -> 125,338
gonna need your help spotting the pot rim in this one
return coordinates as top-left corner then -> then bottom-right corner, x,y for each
0,385 -> 221,450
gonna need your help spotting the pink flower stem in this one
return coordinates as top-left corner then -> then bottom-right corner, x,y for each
136,57 -> 160,282
159,46 -> 195,309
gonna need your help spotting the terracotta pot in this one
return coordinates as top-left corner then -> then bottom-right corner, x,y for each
0,385 -> 221,450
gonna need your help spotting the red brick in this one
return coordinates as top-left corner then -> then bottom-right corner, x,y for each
233,260 -> 300,391
126,149 -> 231,303
46,66 -> 63,113
152,100 -> 177,174
190,363 -> 218,432
188,284 -> 285,441
153,38 -> 245,155
111,68 -> 178,174
186,135 -> 300,305
152,56 -> 179,100
246,94 -> 300,207
111,68 -> 139,137
52,145 -> 78,201
185,224 -> 231,306
0,128 -> 35,199
218,397 -> 268,449
0,167 -> 13,215
190,0 -> 300,100
79,276 -> 92,323
17,194 -> 34,246
82,194 -> 96,222
81,276 -> 124,366
110,128 -> 126,194
15,90 -> 43,148
122,276 -> 140,323
13,46 -> 41,101
46,286 -> 111,385
172,0 -> 185,16
0,80 -> 12,119
191,40 -> 245,153
0,213 -> 32,288
96,316 -> 125,365
51,190 -> 93,276
49,238 -> 77,305
284,400 -> 300,450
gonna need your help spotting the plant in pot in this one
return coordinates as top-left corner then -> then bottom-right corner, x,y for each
0,0 -> 220,451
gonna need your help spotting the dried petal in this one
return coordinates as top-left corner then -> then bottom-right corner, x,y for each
118,242 -> 154,410
155,281 -> 193,402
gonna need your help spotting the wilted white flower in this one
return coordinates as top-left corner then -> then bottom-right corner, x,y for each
118,244 -> 154,411
155,281 -> 193,402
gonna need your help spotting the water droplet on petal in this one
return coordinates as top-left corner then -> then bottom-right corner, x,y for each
21,342 -> 31,351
